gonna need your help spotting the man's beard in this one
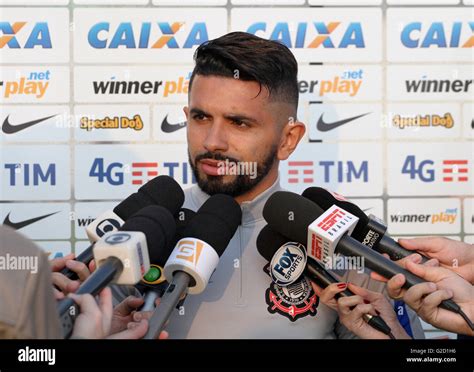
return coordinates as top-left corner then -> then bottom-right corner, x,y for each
188,145 -> 278,197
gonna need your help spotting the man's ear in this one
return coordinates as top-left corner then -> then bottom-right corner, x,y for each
183,106 -> 189,120
277,118 -> 306,161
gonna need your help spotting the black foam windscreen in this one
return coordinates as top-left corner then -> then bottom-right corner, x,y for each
262,191 -> 325,245
113,175 -> 184,220
122,205 -> 176,265
256,224 -> 289,262
182,194 -> 242,257
138,175 -> 184,216
113,192 -> 151,220
172,208 -> 197,246
302,187 -> 369,240
176,208 -> 196,230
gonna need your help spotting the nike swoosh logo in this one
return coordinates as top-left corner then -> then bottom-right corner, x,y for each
317,112 -> 371,132
3,211 -> 59,230
2,114 -> 58,134
161,114 -> 187,133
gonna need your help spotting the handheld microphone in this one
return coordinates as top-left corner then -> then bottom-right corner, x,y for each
263,191 -> 474,332
257,224 -> 395,338
302,187 -> 428,262
58,205 -> 177,338
137,208 -> 197,312
144,194 -> 242,339
61,175 -> 184,281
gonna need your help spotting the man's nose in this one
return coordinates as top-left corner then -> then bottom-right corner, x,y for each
203,121 -> 229,153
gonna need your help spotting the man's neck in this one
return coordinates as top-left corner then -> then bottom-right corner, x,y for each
233,167 -> 279,204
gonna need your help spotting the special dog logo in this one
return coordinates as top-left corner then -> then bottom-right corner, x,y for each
264,263 -> 319,322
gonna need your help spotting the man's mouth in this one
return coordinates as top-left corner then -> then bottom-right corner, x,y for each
199,159 -> 223,176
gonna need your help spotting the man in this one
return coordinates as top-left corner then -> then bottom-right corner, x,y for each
161,32 -> 425,339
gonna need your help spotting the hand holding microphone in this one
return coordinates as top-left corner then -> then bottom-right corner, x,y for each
262,191 -> 474,333
257,224 -> 398,339
335,283 -> 411,340
59,175 -> 184,282
394,237 -> 474,284
57,204 -> 176,338
385,260 -> 474,336
50,254 -> 95,299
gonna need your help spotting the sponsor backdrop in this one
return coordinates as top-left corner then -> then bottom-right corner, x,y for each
0,0 -> 472,338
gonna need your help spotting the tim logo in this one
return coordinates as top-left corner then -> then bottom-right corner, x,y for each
288,161 -> 314,184
247,22 -> 365,49
318,208 -> 346,231
0,22 -> 52,49
176,240 -> 203,265
88,22 -> 208,49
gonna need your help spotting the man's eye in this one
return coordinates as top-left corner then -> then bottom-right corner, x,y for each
193,114 -> 206,121
233,120 -> 247,127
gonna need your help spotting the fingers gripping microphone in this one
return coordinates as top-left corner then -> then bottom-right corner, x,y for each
58,205 -> 176,338
61,175 -> 184,281
263,191 -> 473,331
144,194 -> 242,339
256,224 -> 394,338
302,187 -> 428,263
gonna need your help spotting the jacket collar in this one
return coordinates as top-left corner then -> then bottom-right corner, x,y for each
189,175 -> 284,226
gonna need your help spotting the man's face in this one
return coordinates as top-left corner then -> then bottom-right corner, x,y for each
185,75 -> 284,197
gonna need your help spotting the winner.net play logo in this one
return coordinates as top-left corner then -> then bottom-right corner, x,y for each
92,73 -> 190,99
299,69 -> 364,98
0,70 -> 50,99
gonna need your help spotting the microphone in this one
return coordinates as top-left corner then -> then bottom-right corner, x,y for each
137,208 -> 197,312
144,194 -> 242,339
256,224 -> 395,338
61,175 -> 184,281
263,191 -> 474,331
57,205 -> 177,338
302,187 -> 428,262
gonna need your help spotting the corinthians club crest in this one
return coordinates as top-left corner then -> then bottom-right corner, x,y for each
264,263 -> 319,322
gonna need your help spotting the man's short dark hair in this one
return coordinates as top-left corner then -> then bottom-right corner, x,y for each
189,32 -> 299,115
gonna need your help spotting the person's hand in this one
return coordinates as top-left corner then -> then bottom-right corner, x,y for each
69,287 -> 113,339
370,252 -> 428,283
50,254 -> 96,299
397,237 -> 474,284
106,296 -> 155,340
130,299 -> 169,340
310,282 -> 348,311
335,284 -> 410,339
385,260 -> 474,336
